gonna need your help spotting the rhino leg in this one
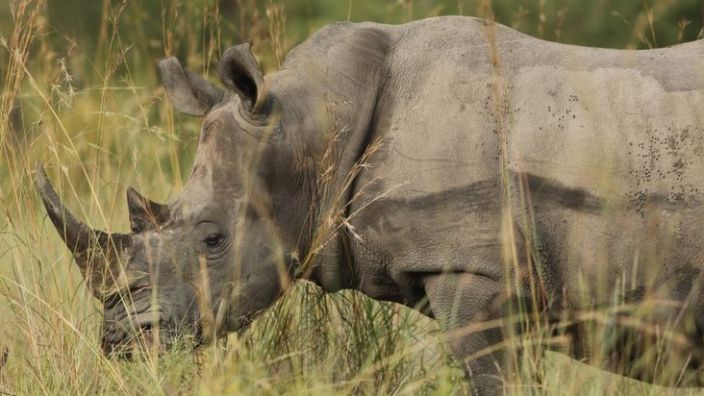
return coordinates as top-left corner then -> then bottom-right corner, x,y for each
423,273 -> 506,396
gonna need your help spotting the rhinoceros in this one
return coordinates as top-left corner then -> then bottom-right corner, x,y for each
37,16 -> 704,394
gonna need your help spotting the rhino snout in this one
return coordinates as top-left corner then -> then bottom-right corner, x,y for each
100,311 -> 164,358
100,308 -> 205,358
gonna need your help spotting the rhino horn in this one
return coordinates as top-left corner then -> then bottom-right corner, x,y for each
126,186 -> 169,232
35,166 -> 131,297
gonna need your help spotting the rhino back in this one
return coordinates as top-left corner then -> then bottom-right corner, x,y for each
338,16 -> 704,309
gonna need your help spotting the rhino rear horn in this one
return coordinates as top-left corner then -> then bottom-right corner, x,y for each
158,57 -> 224,116
218,43 -> 266,113
126,186 -> 169,233
35,166 -> 131,297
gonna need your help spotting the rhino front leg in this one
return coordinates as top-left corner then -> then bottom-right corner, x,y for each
423,272 -> 506,395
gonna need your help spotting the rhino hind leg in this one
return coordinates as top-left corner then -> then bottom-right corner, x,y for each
422,272 -> 508,396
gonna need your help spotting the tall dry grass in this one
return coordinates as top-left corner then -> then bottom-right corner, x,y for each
1,0 -> 703,395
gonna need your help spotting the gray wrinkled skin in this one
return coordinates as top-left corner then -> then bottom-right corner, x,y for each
38,16 -> 704,394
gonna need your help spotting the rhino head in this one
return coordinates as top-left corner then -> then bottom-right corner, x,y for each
36,44 -> 315,356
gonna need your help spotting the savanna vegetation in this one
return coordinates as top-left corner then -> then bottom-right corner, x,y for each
2,0 -> 704,394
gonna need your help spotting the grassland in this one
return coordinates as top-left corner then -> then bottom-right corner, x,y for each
2,0 -> 704,394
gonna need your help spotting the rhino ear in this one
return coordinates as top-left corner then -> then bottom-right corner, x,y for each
126,187 -> 169,233
218,43 -> 266,113
158,57 -> 224,116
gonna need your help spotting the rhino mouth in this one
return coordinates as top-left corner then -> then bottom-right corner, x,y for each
101,325 -> 156,359
101,319 -> 205,359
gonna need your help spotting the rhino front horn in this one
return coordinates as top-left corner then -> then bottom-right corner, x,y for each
35,166 -> 131,297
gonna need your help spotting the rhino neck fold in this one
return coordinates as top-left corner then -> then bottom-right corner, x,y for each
268,27 -> 393,293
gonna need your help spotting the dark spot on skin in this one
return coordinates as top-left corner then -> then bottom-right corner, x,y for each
681,128 -> 689,141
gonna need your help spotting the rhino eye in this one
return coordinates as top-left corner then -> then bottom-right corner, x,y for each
194,221 -> 228,257
202,233 -> 225,250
